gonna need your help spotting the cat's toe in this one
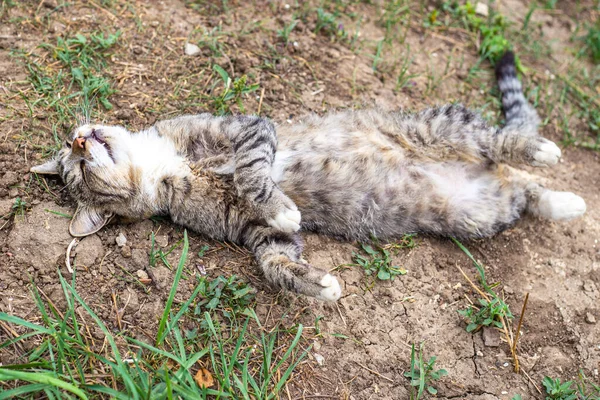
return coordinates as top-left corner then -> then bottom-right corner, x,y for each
532,140 -> 561,167
538,191 -> 586,220
315,273 -> 342,301
268,208 -> 301,232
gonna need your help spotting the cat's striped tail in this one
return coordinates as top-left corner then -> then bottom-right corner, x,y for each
496,51 -> 540,135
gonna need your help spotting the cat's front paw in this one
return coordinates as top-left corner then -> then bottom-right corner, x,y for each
531,139 -> 561,167
315,273 -> 342,301
268,207 -> 301,233
264,189 -> 301,232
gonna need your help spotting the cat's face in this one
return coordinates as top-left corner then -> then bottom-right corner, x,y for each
31,124 -> 137,237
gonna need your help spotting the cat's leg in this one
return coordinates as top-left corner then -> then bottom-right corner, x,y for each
396,52 -> 558,167
154,114 -> 300,232
523,182 -> 587,221
241,224 -> 342,301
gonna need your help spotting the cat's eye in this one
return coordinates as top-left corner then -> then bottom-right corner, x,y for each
65,140 -> 72,149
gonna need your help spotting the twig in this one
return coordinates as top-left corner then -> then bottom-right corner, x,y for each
353,361 -> 394,383
522,367 -> 542,394
512,292 -> 529,372
455,264 -> 490,301
111,291 -> 122,331
65,238 -> 79,274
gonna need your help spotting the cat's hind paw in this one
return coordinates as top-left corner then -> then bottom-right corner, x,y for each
315,274 -> 342,302
538,191 -> 586,220
268,208 -> 301,232
531,139 -> 561,167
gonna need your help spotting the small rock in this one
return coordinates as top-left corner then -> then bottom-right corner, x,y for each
121,245 -> 132,258
147,265 -> 172,289
136,269 -> 149,280
184,43 -> 201,56
0,198 -> 13,216
74,235 -> 103,267
482,327 -> 501,347
585,312 -> 596,324
1,171 -> 18,187
314,353 -> 325,366
115,233 -> 127,247
475,2 -> 489,16
155,234 -> 169,248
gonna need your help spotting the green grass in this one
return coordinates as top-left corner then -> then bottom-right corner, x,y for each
15,30 -> 120,150
404,342 -> 447,399
0,230 -> 309,398
277,19 -> 299,45
452,238 -> 514,333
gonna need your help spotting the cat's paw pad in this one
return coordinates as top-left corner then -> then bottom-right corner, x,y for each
538,191 -> 586,220
315,274 -> 342,302
268,208 -> 301,232
532,140 -> 561,167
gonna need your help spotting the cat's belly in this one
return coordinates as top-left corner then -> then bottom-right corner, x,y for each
277,153 -> 503,239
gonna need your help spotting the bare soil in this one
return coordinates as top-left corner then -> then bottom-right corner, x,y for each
1,1 -> 599,399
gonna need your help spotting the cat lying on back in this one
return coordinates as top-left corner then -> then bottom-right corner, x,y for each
31,52 -> 586,301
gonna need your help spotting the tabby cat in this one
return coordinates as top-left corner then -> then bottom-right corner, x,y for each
31,52 -> 586,301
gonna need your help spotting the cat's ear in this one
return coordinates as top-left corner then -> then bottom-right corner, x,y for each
30,159 -> 59,175
69,204 -> 114,237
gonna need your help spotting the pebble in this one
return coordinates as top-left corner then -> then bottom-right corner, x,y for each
585,312 -> 596,324
116,233 -> 127,247
482,327 -> 501,347
136,269 -> 149,280
121,245 -> 132,258
184,43 -> 201,56
475,2 -> 489,16
314,353 -> 325,366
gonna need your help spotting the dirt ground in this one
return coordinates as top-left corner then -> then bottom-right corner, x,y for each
1,0 -> 599,399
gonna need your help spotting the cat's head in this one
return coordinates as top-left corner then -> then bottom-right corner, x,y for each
31,124 -> 136,237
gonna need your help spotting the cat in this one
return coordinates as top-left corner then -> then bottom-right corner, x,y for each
30,52 -> 586,301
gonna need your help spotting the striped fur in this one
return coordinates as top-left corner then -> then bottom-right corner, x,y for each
30,51 -> 586,301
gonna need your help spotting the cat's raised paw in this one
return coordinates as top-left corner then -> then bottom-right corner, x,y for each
538,191 -> 586,220
268,208 -> 301,232
532,140 -> 561,167
315,274 -> 342,301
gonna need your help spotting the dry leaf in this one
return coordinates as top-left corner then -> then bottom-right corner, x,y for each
194,368 -> 214,388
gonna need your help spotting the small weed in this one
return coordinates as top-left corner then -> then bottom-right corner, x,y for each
352,243 -> 407,281
395,46 -> 419,91
193,275 -> 256,319
458,296 -> 513,332
543,377 -> 577,400
404,342 -> 447,399
277,19 -> 299,45
314,8 -> 346,40
210,65 -> 260,115
452,238 -> 514,333
11,197 -> 28,217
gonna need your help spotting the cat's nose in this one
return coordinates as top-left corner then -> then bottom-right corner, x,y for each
74,137 -> 86,149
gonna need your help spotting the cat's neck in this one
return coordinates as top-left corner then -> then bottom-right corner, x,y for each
128,128 -> 191,211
